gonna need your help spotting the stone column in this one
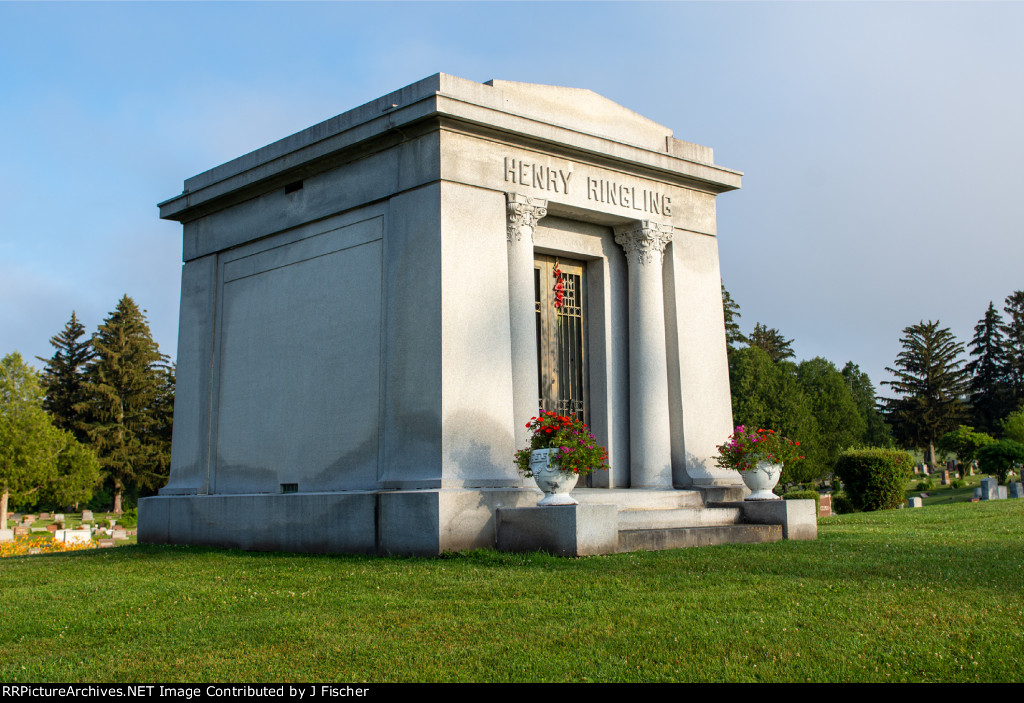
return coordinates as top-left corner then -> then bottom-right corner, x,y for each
614,220 -> 674,489
506,193 -> 547,449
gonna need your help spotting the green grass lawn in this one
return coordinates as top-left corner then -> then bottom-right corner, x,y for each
1,500 -> 1022,683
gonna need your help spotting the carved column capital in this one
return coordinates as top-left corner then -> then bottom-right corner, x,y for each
614,220 -> 674,265
506,192 -> 548,243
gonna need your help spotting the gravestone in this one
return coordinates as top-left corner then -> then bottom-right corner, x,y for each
980,478 -> 1001,500
973,487 -> 982,501
81,510 -> 93,521
39,512 -> 50,520
0,528 -> 12,543
1008,482 -> 1023,499
941,470 -> 950,485
818,494 -> 832,517
54,513 -> 65,523
13,525 -> 29,537
908,497 -> 923,508
140,73 -> 750,556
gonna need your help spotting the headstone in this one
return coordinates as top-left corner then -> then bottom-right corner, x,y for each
112,528 -> 128,541
919,492 -> 929,499
98,539 -> 115,548
980,477 -> 1001,500
818,494 -> 833,517
13,525 -> 29,537
0,528 -> 13,543
997,485 -> 1008,500
913,465 -> 920,475
81,510 -> 93,521
55,529 -> 92,545
941,470 -> 950,486
1009,482 -> 1023,499
908,497 -> 923,508
45,524 -> 58,533
54,513 -> 65,522
39,512 -> 50,520
974,487 -> 982,500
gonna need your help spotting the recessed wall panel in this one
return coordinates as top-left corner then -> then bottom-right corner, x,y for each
214,217 -> 383,493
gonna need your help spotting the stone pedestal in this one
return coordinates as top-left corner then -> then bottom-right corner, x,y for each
496,504 -> 619,556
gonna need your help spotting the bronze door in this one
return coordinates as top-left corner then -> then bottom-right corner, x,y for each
534,255 -> 589,425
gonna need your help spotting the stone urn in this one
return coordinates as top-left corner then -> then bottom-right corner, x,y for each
530,448 -> 579,506
741,461 -> 782,501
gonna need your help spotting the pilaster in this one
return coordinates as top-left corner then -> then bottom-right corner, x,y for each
506,193 -> 548,449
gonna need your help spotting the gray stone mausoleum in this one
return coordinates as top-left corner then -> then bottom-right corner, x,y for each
139,74 -> 814,555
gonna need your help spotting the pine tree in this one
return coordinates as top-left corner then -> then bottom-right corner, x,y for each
721,283 -> 747,352
966,302 -> 1010,434
748,323 -> 795,363
1002,291 -> 1024,411
81,296 -> 171,513
37,311 -> 94,443
881,321 -> 969,467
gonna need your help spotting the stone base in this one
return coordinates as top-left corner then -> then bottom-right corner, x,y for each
0,528 -> 12,543
139,489 -> 540,556
710,498 -> 818,541
496,504 -> 619,556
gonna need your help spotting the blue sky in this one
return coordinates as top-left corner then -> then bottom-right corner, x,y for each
2,1 -> 1022,395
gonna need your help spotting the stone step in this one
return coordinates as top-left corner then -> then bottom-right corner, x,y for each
572,488 -> 704,509
618,523 -> 783,552
617,506 -> 742,530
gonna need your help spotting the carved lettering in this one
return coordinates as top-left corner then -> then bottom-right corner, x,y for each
585,176 -> 672,216
504,157 -> 517,183
559,170 -> 572,193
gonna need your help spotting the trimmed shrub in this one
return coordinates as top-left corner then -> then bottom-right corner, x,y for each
975,440 -> 1024,484
831,492 -> 857,514
783,489 -> 820,513
834,448 -> 913,512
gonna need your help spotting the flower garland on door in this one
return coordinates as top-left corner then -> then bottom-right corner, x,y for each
553,260 -> 565,309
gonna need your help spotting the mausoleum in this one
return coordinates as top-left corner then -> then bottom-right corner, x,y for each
140,74 -> 815,555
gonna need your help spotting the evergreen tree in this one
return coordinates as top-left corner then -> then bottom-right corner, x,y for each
966,302 -> 1010,433
748,323 -> 795,363
1002,291 -> 1024,411
881,321 -> 969,467
721,283 -> 747,352
81,296 -> 171,513
37,311 -> 94,443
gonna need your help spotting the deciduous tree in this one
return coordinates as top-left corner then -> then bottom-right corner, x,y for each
841,362 -> 893,447
728,346 -> 819,483
796,357 -> 866,472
